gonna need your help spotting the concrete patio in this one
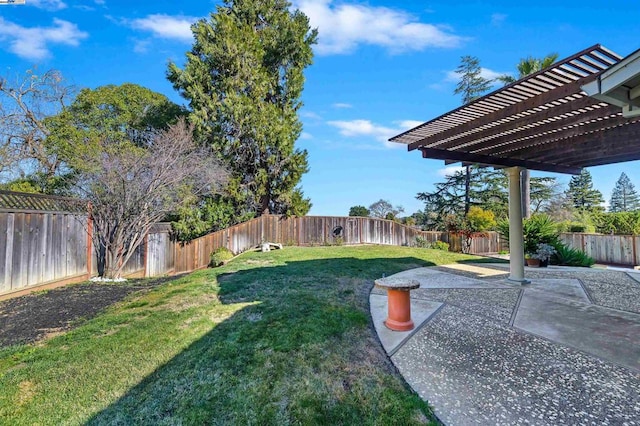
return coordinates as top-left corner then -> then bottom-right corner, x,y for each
370,263 -> 640,425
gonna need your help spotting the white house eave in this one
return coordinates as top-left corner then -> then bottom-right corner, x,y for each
582,48 -> 640,117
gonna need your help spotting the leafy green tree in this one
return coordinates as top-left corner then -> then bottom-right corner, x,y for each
168,0 -> 317,221
417,167 -> 505,225
47,83 -> 184,156
566,169 -> 604,212
349,205 -> 369,217
531,177 -> 560,213
42,83 -> 185,196
368,199 -> 403,219
609,172 -> 640,212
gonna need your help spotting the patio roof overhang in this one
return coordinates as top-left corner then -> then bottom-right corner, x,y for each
582,48 -> 640,118
389,44 -> 640,175
390,44 -> 640,284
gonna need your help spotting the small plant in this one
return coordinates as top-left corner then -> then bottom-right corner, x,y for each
553,243 -> 595,267
431,240 -> 450,251
415,236 -> 430,248
531,243 -> 556,262
334,236 -> 344,246
209,246 -> 234,267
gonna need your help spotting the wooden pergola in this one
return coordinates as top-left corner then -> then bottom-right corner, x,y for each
390,44 -> 640,282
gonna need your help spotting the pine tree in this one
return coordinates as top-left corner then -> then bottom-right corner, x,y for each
454,56 -> 493,104
609,172 -> 640,212
566,169 -> 604,211
168,0 -> 317,219
447,56 -> 493,218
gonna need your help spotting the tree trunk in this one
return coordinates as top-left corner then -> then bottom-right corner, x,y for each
258,193 -> 271,216
464,165 -> 471,215
521,169 -> 531,219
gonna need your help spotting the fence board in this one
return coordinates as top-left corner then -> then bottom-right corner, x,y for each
0,214 -> 9,292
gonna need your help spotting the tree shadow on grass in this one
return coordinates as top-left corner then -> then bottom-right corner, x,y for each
85,256 -> 443,425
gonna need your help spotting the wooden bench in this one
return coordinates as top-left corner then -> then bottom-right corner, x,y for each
374,277 -> 420,331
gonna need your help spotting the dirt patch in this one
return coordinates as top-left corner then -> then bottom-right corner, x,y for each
0,277 -> 176,348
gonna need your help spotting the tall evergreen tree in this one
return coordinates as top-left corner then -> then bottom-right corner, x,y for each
416,167 -> 505,228
454,56 -> 493,104
168,0 -> 317,220
449,56 -> 493,217
566,169 -> 604,211
609,172 -> 640,212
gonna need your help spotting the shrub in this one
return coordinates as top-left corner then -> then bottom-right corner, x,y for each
568,223 -> 588,233
431,240 -> 450,251
415,236 -> 430,248
593,211 -> 640,235
497,214 -> 559,255
466,206 -> 496,232
210,247 -> 234,267
552,243 -> 595,267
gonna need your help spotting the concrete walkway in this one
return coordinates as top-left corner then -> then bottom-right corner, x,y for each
370,263 -> 640,425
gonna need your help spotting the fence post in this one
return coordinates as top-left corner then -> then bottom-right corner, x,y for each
143,233 -> 149,278
86,202 -> 93,279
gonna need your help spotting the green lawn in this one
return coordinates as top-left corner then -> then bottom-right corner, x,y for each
0,245 -> 490,425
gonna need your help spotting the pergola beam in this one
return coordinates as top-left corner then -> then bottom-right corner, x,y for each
419,147 -> 581,174
521,121 -> 640,162
483,111 -> 631,157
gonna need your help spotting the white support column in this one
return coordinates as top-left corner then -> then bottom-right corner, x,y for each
507,167 -> 529,284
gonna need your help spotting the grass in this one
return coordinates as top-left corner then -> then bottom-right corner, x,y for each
0,245 -> 490,425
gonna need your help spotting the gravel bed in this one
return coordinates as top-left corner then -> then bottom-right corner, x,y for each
393,304 -> 640,426
412,287 -> 521,324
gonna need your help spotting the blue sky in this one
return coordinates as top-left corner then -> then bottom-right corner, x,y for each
1,0 -> 639,216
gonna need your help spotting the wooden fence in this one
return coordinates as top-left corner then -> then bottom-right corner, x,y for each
559,232 -> 640,266
0,191 -> 507,296
171,215 -> 508,275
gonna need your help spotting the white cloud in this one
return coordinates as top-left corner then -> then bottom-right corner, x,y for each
28,0 -> 67,11
133,39 -> 151,54
395,120 -> 423,131
445,67 -> 511,83
0,18 -> 88,60
130,14 -> 198,42
300,132 -> 313,140
294,0 -> 463,55
437,166 -> 466,177
332,102 -> 353,109
491,13 -> 507,26
300,110 -> 323,120
327,119 -> 419,148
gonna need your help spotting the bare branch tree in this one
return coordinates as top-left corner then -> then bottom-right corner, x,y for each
75,118 -> 228,279
0,68 -> 74,183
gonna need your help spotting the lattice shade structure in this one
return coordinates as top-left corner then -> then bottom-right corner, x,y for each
390,44 -> 640,174
0,190 -> 86,213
